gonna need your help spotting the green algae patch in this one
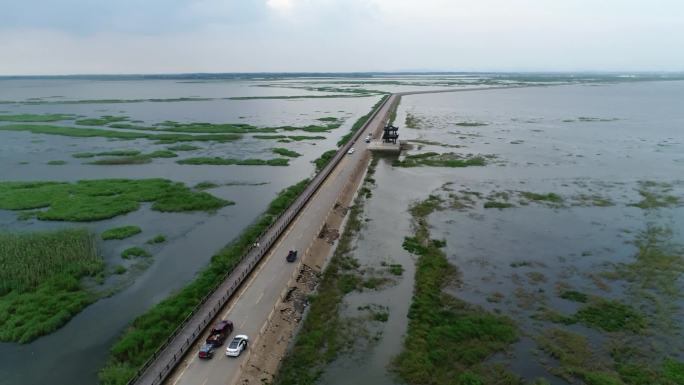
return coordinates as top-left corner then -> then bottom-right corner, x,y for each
0,179 -> 232,221
393,152 -> 487,168
101,226 -> 142,240
0,228 -> 104,343
177,157 -> 289,166
0,113 -> 75,122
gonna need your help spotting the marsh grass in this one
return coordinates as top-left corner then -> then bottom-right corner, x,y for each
0,124 -> 241,143
121,247 -> 150,259
405,112 -> 424,129
101,180 -> 310,385
629,181 -> 681,209
76,115 -> 129,126
194,181 -> 219,190
145,234 -> 166,244
47,160 -> 67,165
272,148 -> 302,158
312,150 -> 337,173
253,135 -> 326,141
177,157 -> 289,166
166,144 -> 200,151
393,152 -> 487,168
0,228 -> 103,343
102,226 -> 142,240
0,113 -> 75,122
393,194 -> 519,385
0,179 -> 232,221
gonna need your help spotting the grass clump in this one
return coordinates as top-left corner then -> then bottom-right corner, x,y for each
484,201 -> 514,209
75,115 -> 129,126
0,113 -> 75,122
272,148 -> 302,158
0,228 -> 103,343
393,152 -> 487,168
0,124 -> 240,143
629,181 -> 681,209
0,179 -> 232,221
388,264 -> 404,276
146,234 -> 166,244
177,157 -> 289,166
121,247 -> 150,259
520,192 -> 563,203
88,156 -> 152,165
312,150 -> 337,173
102,226 -> 142,240
254,135 -> 326,141
455,121 -> 488,127
194,181 -> 219,190
574,300 -> 646,332
166,144 -> 200,151
100,179 -> 310,385
392,195 -> 519,385
47,160 -> 67,165
560,290 -> 589,303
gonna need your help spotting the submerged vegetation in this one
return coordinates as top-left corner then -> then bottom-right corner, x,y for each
393,152 -> 488,168
272,148 -> 302,158
0,228 -> 104,343
100,179 -> 310,385
0,124 -> 241,143
0,179 -> 232,221
0,113 -> 75,122
177,157 -> 289,166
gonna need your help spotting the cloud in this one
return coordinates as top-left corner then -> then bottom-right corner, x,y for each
0,0 -> 682,74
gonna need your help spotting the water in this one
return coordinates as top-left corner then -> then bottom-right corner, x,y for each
316,81 -> 684,384
0,77 -> 383,385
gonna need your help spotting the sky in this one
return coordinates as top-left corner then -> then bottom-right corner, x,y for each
0,0 -> 682,75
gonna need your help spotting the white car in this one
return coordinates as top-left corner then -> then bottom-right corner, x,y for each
347,147 -> 355,155
225,335 -> 249,357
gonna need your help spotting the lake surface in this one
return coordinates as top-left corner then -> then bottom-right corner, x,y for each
316,81 -> 684,384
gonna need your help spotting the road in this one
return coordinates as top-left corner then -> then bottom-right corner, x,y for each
164,95 -> 398,385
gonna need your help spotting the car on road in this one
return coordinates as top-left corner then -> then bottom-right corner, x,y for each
286,250 -> 297,262
347,147 -> 355,155
198,343 -> 215,359
226,335 -> 249,357
206,320 -> 233,347
365,136 -> 371,143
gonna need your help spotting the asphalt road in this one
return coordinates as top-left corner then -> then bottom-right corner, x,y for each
165,95 -> 397,385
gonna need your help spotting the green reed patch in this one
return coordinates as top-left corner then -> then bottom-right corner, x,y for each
484,201 -> 515,209
47,160 -> 67,165
272,148 -> 302,158
0,124 -> 240,143
101,179 -> 309,385
177,157 -> 289,166
393,152 -> 487,168
520,192 -> 563,203
166,144 -> 200,151
312,149 -> 337,173
0,113 -> 75,122
455,121 -> 488,127
101,226 -> 142,240
560,290 -> 589,303
0,228 -> 103,343
629,181 -> 681,209
253,134 -> 326,141
194,181 -> 219,190
121,247 -> 150,259
392,195 -> 519,385
145,234 -> 166,244
0,179 -> 232,221
73,150 -> 142,158
76,115 -> 129,126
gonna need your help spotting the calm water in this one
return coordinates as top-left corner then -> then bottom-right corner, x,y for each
317,81 -> 684,384
0,78 -> 383,385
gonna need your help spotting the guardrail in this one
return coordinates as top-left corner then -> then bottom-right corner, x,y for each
126,94 -> 391,385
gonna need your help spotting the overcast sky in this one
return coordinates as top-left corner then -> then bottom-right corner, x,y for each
1,0 -> 682,75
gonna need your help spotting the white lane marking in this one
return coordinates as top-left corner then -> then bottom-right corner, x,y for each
201,377 -> 209,385
255,291 -> 265,305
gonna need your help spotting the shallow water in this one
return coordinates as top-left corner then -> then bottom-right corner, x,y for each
0,78 -> 384,385
316,81 -> 684,384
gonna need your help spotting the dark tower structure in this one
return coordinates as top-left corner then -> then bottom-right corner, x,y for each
382,124 -> 399,144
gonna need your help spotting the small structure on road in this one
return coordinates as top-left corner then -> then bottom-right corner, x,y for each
382,124 -> 399,144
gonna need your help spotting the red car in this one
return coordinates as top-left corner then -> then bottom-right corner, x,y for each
206,320 -> 233,347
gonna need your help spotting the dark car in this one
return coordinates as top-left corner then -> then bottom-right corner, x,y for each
206,320 -> 233,347
198,343 -> 215,359
286,250 -> 297,262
